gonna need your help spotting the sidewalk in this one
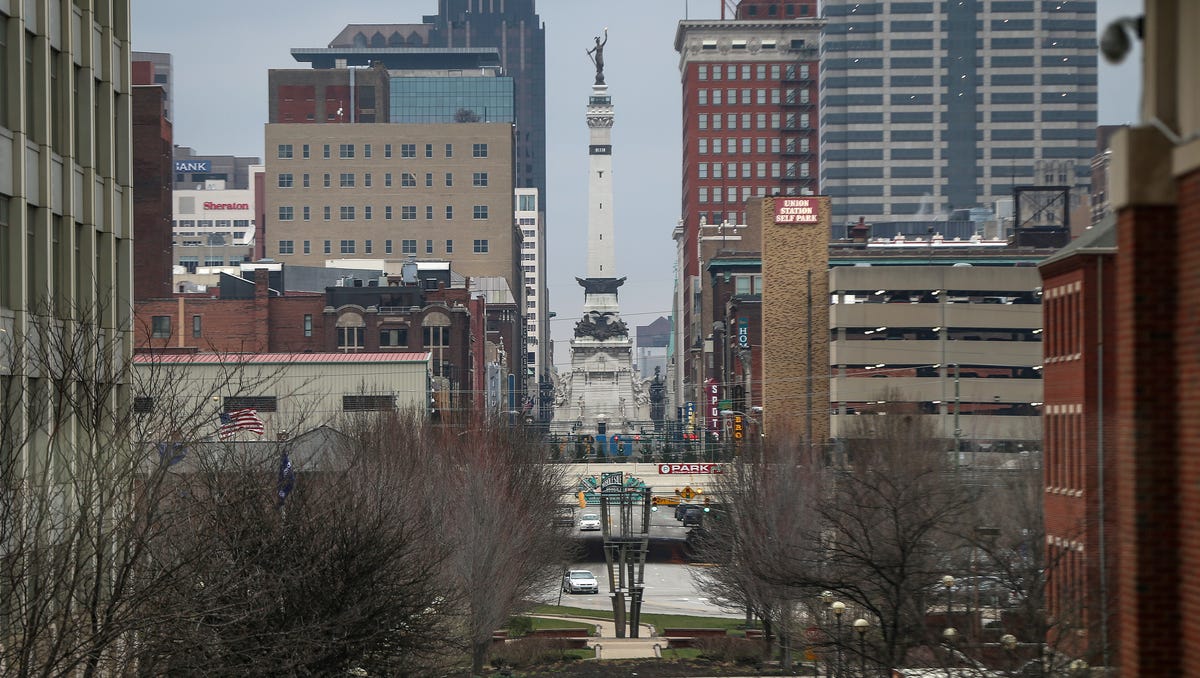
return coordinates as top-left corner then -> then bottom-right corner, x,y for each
528,614 -> 666,659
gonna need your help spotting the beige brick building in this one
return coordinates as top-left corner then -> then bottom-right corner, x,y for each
263,122 -> 520,293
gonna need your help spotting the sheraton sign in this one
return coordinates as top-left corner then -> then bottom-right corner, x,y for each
658,463 -> 723,475
774,197 -> 820,224
203,201 -> 250,210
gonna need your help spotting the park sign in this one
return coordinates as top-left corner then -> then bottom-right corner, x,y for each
658,463 -> 723,475
773,197 -> 821,224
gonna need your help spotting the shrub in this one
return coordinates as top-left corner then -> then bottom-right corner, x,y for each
693,636 -> 763,665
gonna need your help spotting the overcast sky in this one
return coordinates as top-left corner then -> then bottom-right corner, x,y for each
132,0 -> 1143,371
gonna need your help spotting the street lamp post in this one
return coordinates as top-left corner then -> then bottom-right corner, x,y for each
942,627 -> 958,678
831,601 -> 846,678
820,591 -> 834,678
942,574 -> 956,620
853,618 -> 869,677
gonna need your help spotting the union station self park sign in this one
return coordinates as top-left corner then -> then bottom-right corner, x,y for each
658,463 -> 723,474
774,197 -> 820,224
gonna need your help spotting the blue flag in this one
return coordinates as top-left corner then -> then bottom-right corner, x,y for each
156,442 -> 186,466
277,452 -> 296,507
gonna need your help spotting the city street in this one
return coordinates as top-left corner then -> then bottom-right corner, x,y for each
544,562 -> 742,618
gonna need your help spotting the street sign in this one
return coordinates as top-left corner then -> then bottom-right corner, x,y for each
600,471 -> 624,495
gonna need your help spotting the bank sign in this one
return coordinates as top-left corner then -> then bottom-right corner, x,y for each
774,197 -> 820,224
174,160 -> 212,173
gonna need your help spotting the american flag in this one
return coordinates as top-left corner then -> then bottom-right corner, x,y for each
218,408 -> 265,440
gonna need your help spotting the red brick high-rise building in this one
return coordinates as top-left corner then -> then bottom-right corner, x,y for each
132,60 -> 174,300
673,0 -> 821,411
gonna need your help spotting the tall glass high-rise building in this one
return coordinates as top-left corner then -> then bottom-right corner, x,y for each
819,0 -> 1098,226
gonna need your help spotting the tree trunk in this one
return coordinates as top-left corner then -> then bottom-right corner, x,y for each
471,639 -> 489,676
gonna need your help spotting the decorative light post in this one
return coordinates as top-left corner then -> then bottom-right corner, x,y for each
1000,633 -> 1017,676
831,601 -> 846,677
942,627 -> 958,678
820,591 -> 834,678
853,618 -> 869,677
942,574 -> 956,619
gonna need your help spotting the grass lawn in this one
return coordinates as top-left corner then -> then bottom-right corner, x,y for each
529,605 -> 745,632
526,617 -> 596,633
659,648 -> 704,660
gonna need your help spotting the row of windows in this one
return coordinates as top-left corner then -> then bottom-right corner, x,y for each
173,219 -> 253,228
339,325 -> 454,350
696,87 -> 812,107
699,184 -> 810,204
277,171 -> 489,189
276,238 -> 487,256
698,112 -> 815,132
697,155 -> 813,181
277,205 -> 490,221
277,142 -> 490,160
696,63 -> 811,82
696,133 -> 814,155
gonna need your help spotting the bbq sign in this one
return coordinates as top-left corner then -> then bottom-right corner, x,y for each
774,197 -> 820,224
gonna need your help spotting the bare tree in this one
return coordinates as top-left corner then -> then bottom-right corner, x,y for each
432,421 -> 573,676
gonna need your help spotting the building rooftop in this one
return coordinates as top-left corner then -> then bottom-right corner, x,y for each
134,352 -> 432,365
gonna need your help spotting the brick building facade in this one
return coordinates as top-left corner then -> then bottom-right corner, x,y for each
1037,218 -> 1118,666
131,78 -> 174,300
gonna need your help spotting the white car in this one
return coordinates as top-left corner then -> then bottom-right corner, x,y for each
562,569 -> 599,594
578,513 -> 602,531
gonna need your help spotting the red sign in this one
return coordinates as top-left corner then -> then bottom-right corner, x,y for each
774,197 -> 820,224
203,201 -> 250,210
658,463 -> 723,475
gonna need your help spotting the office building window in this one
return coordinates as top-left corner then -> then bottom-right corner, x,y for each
365,239 -> 373,254
277,144 -> 293,159
473,172 -> 488,187
323,173 -> 331,188
473,205 -> 489,220
323,206 -> 331,220
152,316 -> 171,338
324,240 -> 331,254
363,144 -> 372,158
340,206 -> 355,220
303,240 -> 310,254
698,114 -> 708,130
385,239 -> 393,254
473,239 -> 489,253
303,206 -> 310,221
699,187 -> 709,203
340,239 -> 355,254
302,144 -> 310,159
698,163 -> 708,179
302,173 -> 310,188
278,173 -> 293,188
425,173 -> 433,187
384,143 -> 392,158
446,240 -> 453,253
402,172 -> 416,187
425,143 -> 433,158
445,206 -> 454,220
698,65 -> 708,80
426,205 -> 434,220
445,143 -> 453,157
364,206 -> 372,220
401,143 -> 416,158
402,239 -> 417,254
364,173 -> 372,187
445,173 -> 453,187
338,144 -> 354,159
379,327 -> 408,347
278,206 -> 293,221
385,172 -> 392,187
699,89 -> 708,105
304,314 -> 312,337
340,173 -> 355,188
426,239 -> 434,254
278,240 -> 294,254
385,206 -> 393,220
323,144 -> 331,159
472,143 -> 488,158
402,206 -> 417,220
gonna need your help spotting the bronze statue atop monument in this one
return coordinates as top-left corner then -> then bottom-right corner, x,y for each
586,28 -> 608,85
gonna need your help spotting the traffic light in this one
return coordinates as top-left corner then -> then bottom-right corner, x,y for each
577,491 -> 587,508
703,496 -> 711,512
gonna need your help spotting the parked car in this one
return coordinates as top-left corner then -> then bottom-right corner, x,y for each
578,513 -> 602,531
562,569 -> 599,594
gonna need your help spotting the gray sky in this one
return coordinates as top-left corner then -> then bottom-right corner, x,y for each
132,0 -> 1143,371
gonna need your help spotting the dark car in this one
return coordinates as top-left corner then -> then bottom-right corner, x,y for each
674,503 -> 700,521
681,507 -> 704,527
